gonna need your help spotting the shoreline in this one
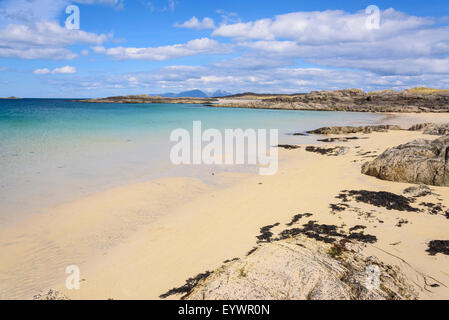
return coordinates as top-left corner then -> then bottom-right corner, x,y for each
1,112 -> 449,300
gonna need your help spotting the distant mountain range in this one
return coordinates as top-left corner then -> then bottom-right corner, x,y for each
152,89 -> 232,98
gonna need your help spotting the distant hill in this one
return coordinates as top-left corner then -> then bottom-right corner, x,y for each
211,90 -> 232,97
154,89 -> 232,98
157,90 -> 209,98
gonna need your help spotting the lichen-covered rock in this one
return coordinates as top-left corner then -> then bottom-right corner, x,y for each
184,236 -> 417,300
362,136 -> 449,186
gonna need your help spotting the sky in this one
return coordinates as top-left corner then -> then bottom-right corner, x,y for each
0,0 -> 449,98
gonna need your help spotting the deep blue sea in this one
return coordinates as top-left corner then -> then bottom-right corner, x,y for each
0,99 -> 385,223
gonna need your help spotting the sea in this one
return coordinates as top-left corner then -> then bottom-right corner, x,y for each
0,98 -> 386,223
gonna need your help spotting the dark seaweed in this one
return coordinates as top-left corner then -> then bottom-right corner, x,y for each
396,219 -> 409,228
420,202 -> 444,215
336,190 -> 419,212
426,240 -> 449,256
277,220 -> 377,244
330,203 -> 349,212
246,247 -> 258,256
256,223 -> 280,243
159,271 -> 213,299
349,225 -> 366,232
286,213 -> 313,226
277,145 -> 301,150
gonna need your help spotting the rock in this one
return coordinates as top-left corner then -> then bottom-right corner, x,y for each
409,123 -> 449,135
308,125 -> 402,135
305,146 -> 349,156
403,185 -> 432,197
211,88 -> 449,113
362,136 -> 449,186
183,236 -> 417,300
317,137 -> 361,142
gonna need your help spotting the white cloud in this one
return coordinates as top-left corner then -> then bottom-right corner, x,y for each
176,16 -> 215,29
93,38 -> 232,60
213,9 -> 433,42
0,47 -> 77,60
210,9 -> 449,76
0,21 -> 110,60
45,63 -> 449,97
33,65 -> 77,74
0,1 -> 112,60
0,21 -> 108,48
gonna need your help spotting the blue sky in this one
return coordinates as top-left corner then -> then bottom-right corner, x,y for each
1,0 -> 449,98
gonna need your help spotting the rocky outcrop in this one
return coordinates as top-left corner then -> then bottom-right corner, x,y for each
82,88 -> 449,113
305,146 -> 349,156
81,94 -> 217,104
409,123 -> 449,135
308,125 -> 402,135
211,89 -> 449,113
362,136 -> 449,186
183,235 -> 417,300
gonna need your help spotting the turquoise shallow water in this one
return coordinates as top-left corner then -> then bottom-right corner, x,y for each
0,99 -> 385,223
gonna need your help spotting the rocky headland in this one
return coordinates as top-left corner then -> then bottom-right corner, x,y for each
209,88 -> 449,113
81,94 -> 217,104
82,88 -> 449,113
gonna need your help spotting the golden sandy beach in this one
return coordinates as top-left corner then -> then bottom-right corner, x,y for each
1,113 -> 449,300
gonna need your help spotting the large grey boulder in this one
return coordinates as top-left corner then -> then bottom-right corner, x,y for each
185,236 -> 417,300
362,136 -> 449,186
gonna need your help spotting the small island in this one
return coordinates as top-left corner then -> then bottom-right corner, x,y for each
0,96 -> 22,100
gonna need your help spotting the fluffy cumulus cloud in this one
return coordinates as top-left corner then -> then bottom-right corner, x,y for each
4,5 -> 449,94
33,66 -> 77,74
211,9 -> 449,77
176,16 -> 216,29
0,0 -> 111,60
45,61 -> 449,98
92,38 -> 232,60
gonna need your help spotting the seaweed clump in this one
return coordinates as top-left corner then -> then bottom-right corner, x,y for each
426,240 -> 449,256
336,190 -> 419,212
159,271 -> 213,299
